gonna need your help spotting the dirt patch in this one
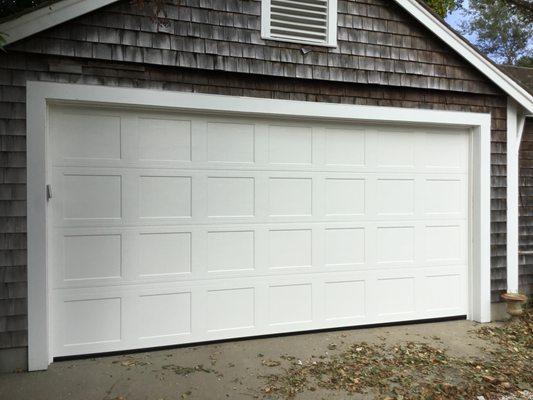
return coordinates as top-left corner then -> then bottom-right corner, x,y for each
260,311 -> 532,399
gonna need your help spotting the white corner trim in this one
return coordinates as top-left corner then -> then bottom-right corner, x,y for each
0,0 -> 118,46
507,99 -> 519,294
506,99 -> 528,295
470,118 -> 492,324
394,0 -> 533,115
27,81 -> 493,370
26,83 -> 50,371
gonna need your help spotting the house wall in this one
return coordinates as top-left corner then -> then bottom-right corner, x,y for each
519,117 -> 533,299
0,0 -> 512,372
0,52 -> 508,371
10,0 -> 498,95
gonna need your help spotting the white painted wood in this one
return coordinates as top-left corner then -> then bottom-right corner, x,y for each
0,0 -> 117,45
469,121 -> 492,323
506,99 -> 529,295
507,99 -> 519,294
47,105 -> 472,357
27,83 -> 492,370
29,82 -> 492,127
26,82 -> 50,371
261,0 -> 338,47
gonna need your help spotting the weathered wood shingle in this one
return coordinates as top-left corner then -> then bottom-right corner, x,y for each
8,0 -> 498,95
519,118 -> 533,299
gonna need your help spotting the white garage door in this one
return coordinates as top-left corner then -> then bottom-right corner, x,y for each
49,104 -> 469,357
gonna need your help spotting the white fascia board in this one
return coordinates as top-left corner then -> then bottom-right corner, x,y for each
0,0 -> 118,46
395,0 -> 533,115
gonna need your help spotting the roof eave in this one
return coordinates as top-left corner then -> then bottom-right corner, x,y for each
394,0 -> 533,114
0,0 -> 118,46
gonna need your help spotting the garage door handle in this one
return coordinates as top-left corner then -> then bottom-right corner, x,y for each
46,184 -> 52,202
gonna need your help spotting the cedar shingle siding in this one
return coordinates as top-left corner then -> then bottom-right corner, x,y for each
0,0 -> 512,370
10,0 -> 497,94
519,118 -> 533,298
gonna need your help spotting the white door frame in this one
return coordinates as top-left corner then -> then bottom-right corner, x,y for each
27,81 -> 492,371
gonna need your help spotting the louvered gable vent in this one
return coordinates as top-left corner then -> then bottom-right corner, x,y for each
262,0 -> 337,46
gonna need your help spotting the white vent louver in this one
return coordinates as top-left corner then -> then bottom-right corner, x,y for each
267,0 -> 332,45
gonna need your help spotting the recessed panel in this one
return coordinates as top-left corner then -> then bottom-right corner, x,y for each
325,128 -> 365,166
325,281 -> 365,320
269,229 -> 312,269
377,227 -> 414,263
63,298 -> 121,345
424,132 -> 468,170
425,225 -> 462,262
208,231 -> 254,272
64,234 -> 121,280
377,179 -> 414,215
207,177 -> 255,217
268,125 -> 312,164
207,122 -> 255,163
377,278 -> 415,316
138,118 -> 191,161
64,174 -> 122,219
377,131 -> 414,167
269,284 -> 312,325
207,288 -> 255,332
139,232 -> 191,276
425,275 -> 462,312
425,179 -> 462,215
325,228 -> 365,266
325,179 -> 365,215
269,178 -> 312,216
138,292 -> 191,338
54,112 -> 121,160
139,176 -> 191,218
51,109 -> 471,356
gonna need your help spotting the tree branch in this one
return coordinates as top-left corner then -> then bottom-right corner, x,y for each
506,0 -> 533,13
504,0 -> 533,20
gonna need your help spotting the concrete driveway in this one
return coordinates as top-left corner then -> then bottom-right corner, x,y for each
0,319 -> 502,400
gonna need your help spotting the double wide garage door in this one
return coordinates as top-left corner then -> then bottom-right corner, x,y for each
49,104 -> 469,357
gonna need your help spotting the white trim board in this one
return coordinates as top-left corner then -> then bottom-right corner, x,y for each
2,0 -> 533,113
506,98 -> 529,294
27,81 -> 492,370
0,0 -> 117,45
